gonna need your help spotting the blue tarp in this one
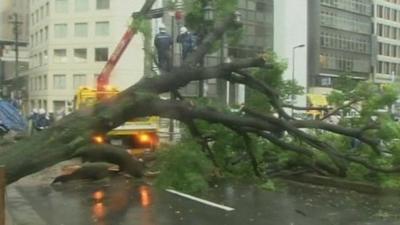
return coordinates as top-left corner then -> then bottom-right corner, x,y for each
0,100 -> 27,132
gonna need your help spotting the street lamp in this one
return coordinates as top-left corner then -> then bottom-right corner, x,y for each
234,10 -> 242,23
204,3 -> 214,21
198,2 -> 214,97
291,44 -> 305,116
8,13 -> 22,79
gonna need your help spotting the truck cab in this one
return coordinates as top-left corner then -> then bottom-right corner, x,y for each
74,86 -> 160,156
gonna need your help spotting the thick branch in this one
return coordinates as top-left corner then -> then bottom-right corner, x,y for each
229,70 -> 291,120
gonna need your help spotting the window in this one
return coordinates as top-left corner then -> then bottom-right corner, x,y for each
53,74 -> 66,89
39,29 -> 43,43
40,6 -> 44,19
73,49 -> 87,62
46,2 -> 49,16
54,49 -> 67,63
45,26 -> 48,40
44,75 -> 47,90
75,0 -> 89,12
95,48 -> 108,61
74,23 -> 88,37
54,24 -> 68,38
321,77 -> 332,86
55,0 -> 68,13
38,76 -> 42,90
44,50 -> 48,64
95,22 -> 109,36
73,74 -> 86,89
96,0 -> 109,9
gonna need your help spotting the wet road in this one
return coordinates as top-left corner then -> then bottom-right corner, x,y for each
6,176 -> 400,225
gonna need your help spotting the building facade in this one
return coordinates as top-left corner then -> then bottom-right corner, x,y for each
373,0 -> 400,83
308,0 -> 374,94
0,0 -> 30,113
28,0 -> 146,116
274,0 -> 374,110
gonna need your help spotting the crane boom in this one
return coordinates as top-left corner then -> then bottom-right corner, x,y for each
96,27 -> 136,100
96,8 -> 165,100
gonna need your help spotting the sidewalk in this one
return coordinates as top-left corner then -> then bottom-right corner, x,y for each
6,159 -> 81,225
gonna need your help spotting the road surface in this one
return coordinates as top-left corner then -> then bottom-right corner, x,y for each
5,162 -> 400,225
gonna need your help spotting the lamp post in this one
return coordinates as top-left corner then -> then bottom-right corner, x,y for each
9,13 -> 22,80
198,2 -> 214,97
291,44 -> 305,116
167,0 -> 184,142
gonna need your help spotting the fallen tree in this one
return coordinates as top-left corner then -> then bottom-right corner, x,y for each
2,0 -> 400,185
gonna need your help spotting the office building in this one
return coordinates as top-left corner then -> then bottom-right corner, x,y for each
0,0 -> 30,112
275,0 -> 374,109
373,0 -> 400,83
28,0 -> 146,116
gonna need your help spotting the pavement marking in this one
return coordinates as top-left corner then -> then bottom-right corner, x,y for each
165,189 -> 235,211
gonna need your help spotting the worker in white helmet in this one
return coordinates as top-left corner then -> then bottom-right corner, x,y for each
154,23 -> 172,72
177,26 -> 195,61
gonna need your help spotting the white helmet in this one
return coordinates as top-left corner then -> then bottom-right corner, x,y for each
159,23 -> 166,31
180,26 -> 188,34
39,108 -> 46,115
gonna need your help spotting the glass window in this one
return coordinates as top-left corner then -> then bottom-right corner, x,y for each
75,0 -> 89,12
46,2 -> 49,16
40,6 -> 44,19
73,49 -> 87,62
54,49 -> 67,63
38,76 -> 42,90
53,74 -> 66,89
95,48 -> 108,61
44,50 -> 48,64
95,22 -> 109,36
54,24 -> 68,38
45,26 -> 48,40
55,0 -> 68,13
96,0 -> 109,9
39,29 -> 43,43
73,74 -> 87,89
44,75 -> 47,90
74,23 -> 88,37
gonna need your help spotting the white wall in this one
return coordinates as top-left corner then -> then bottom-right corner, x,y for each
274,0 -> 308,108
28,0 -> 147,113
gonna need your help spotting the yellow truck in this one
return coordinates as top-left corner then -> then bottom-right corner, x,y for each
74,86 -> 160,156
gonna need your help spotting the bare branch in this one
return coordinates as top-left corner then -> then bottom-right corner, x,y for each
228,70 -> 292,120
282,104 -> 331,112
321,99 -> 360,120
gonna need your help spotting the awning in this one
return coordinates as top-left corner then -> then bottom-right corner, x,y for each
307,94 -> 328,106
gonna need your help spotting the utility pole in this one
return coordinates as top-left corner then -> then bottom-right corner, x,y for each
9,13 -> 23,88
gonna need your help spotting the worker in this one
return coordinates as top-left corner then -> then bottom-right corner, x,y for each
176,26 -> 194,61
28,108 -> 39,135
35,108 -> 50,131
154,24 -> 172,72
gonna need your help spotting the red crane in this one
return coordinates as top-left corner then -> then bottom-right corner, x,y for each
95,8 -> 166,100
